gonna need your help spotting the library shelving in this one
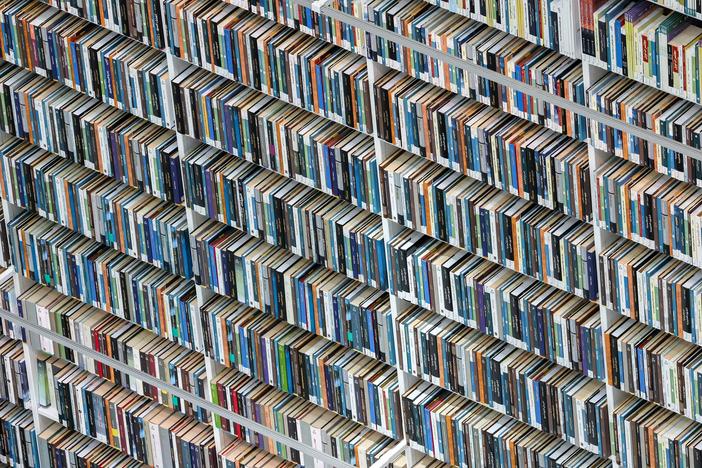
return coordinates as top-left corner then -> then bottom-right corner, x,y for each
0,0 -> 699,466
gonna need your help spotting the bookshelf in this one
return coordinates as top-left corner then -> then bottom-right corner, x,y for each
0,0 -> 699,466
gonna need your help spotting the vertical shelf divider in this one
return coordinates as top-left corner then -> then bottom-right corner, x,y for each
582,45 -> 624,466
1,195 -> 52,467
366,54 -> 421,466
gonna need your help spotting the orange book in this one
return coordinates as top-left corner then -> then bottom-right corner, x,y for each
349,68 -> 358,128
475,349 -> 486,402
310,57 -> 320,115
423,178 -> 432,237
445,413 -> 455,464
155,283 -> 168,341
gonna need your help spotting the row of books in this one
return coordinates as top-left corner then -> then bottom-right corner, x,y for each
581,0 -> 702,104
588,72 -> 702,189
37,353 -> 218,467
0,137 -> 192,278
0,203 -> 9,268
0,400 -> 37,467
374,70 -> 592,221
163,0 -> 373,134
402,380 -> 610,467
356,0 -> 587,138
212,366 -> 400,467
19,283 -> 209,423
43,0 -> 369,59
389,453 -> 450,467
183,144 -> 387,290
596,157 -> 702,267
599,237 -> 702,347
0,337 -> 28,409
188,194 -> 395,362
388,201 -> 598,303
0,62 -> 183,204
381,144 -> 590,229
420,0 -> 581,56
41,0 -> 169,49
41,422 -> 146,468
171,64 -> 381,214
9,197 -> 397,369
612,394 -> 702,467
217,438 -> 298,468
199,292 -> 402,439
641,0 -> 702,21
606,315 -> 702,422
396,306 -> 610,456
386,229 -> 604,379
383,166 -> 598,302
0,0 -> 174,128
43,419 -> 298,468
8,212 -> 200,352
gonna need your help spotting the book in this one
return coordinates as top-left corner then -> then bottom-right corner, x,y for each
183,143 -> 387,290
8,212 -> 199,352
